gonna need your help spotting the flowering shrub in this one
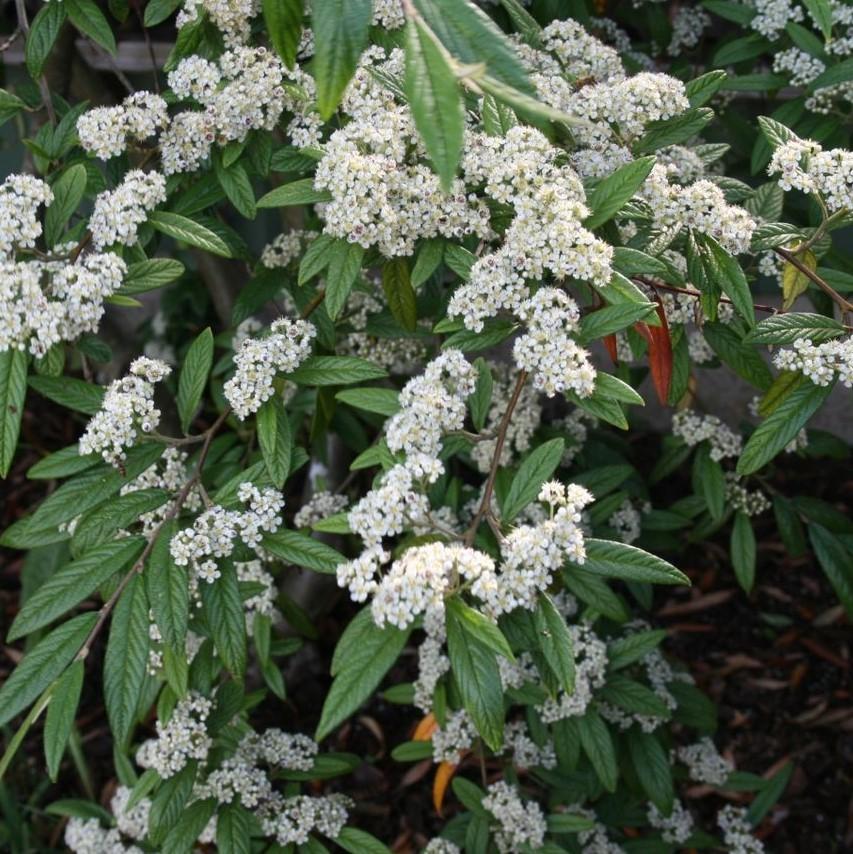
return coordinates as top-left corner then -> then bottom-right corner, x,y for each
0,0 -> 851,852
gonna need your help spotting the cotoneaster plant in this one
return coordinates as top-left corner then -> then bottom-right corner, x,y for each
0,1 -> 850,853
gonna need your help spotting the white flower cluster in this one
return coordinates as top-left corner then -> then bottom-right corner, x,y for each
170,483 -> 284,585
769,138 -> 853,213
372,0 -> 405,28
135,692 -> 212,778
65,818 -> 142,854
668,6 -> 710,55
162,47 -> 312,174
77,91 -> 168,160
237,559 -> 278,625
261,229 -> 318,269
451,127 -> 612,333
672,409 -> 743,461
258,794 -> 350,846
608,498 -> 645,544
414,609 -> 450,712
110,786 -> 150,843
726,473 -> 771,517
79,357 -> 171,466
431,708 -> 476,763
423,840 -> 461,854
541,18 -> 624,81
717,805 -> 765,853
677,737 -> 733,785
293,490 -> 348,529
386,349 -> 477,460
481,781 -> 547,854
224,317 -> 316,418
89,170 -> 167,250
503,720 -> 557,769
641,165 -> 757,255
773,48 -> 825,87
487,481 -> 594,616
648,800 -> 694,844
538,623 -> 608,721
513,288 -> 597,399
371,542 -> 496,630
1,250 -> 126,356
0,173 -> 52,257
750,0 -> 803,39
178,0 -> 259,47
315,59 -> 490,256
499,650 -> 540,691
773,336 -> 853,387
572,805 -> 626,854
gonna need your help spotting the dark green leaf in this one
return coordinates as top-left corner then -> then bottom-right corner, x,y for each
501,438 -> 565,522
0,349 -> 27,478
44,660 -> 84,781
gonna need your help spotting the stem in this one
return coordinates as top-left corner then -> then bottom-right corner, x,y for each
774,247 -> 853,315
301,289 -> 326,319
635,277 -> 780,315
75,408 -> 231,662
464,370 -> 527,546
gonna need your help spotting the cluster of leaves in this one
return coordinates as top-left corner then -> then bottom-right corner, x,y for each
0,0 -> 851,852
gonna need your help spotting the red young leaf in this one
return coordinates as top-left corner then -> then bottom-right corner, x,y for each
633,301 -> 672,404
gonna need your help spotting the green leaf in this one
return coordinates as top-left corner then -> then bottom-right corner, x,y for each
747,762 -> 793,825
731,511 -> 757,593
149,761 -> 198,844
65,0 -> 116,53
576,709 -> 618,792
120,259 -> 185,295
0,349 -> 27,478
685,69 -> 728,106
336,387 -> 401,416
312,0 -> 373,118
27,375 -> 105,415
578,302 -> 657,342
45,164 -> 87,247
288,355 -> 387,385
413,0 -> 532,94
325,239 -> 365,320
607,629 -> 667,670
809,524 -> 853,616
44,660 -> 84,781
336,828 -> 394,854
756,115 -> 799,150
145,522 -> 189,649
8,537 -> 145,641
534,595 -> 574,693
317,608 -> 410,741
405,18 -> 465,191
177,328 -> 214,433
0,612 -> 97,727
201,563 -> 247,679
562,569 -> 629,623
71,489 -> 168,556
382,258 -> 417,332
143,0 -> 181,26
578,539 -> 690,585
263,529 -> 346,574
803,0 -> 833,40
634,108 -> 714,154
215,160 -> 256,219
629,731 -> 674,813
264,0 -> 303,68
744,312 -> 845,345
584,157 -> 656,229
216,801 -> 252,854
612,247 -> 670,278
446,597 -> 513,660
696,233 -> 755,325
446,599 -> 504,750
501,438 -> 565,523
256,397 -> 292,488
703,323 -> 774,390
411,238 -> 445,287
162,798 -> 216,854
26,1 -> 67,78
104,574 -> 149,745
737,378 -> 834,475
600,675 -> 670,719
693,443 -> 726,520
468,358 -> 493,433
258,178 -> 332,209
148,211 -> 233,257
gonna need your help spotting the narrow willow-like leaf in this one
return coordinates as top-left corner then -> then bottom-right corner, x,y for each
0,349 -> 28,478
44,660 -> 84,781
177,328 -> 214,433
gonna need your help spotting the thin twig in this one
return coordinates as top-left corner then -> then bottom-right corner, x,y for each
131,0 -> 160,94
301,289 -> 326,319
634,277 -> 780,315
464,370 -> 527,546
76,408 -> 231,661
